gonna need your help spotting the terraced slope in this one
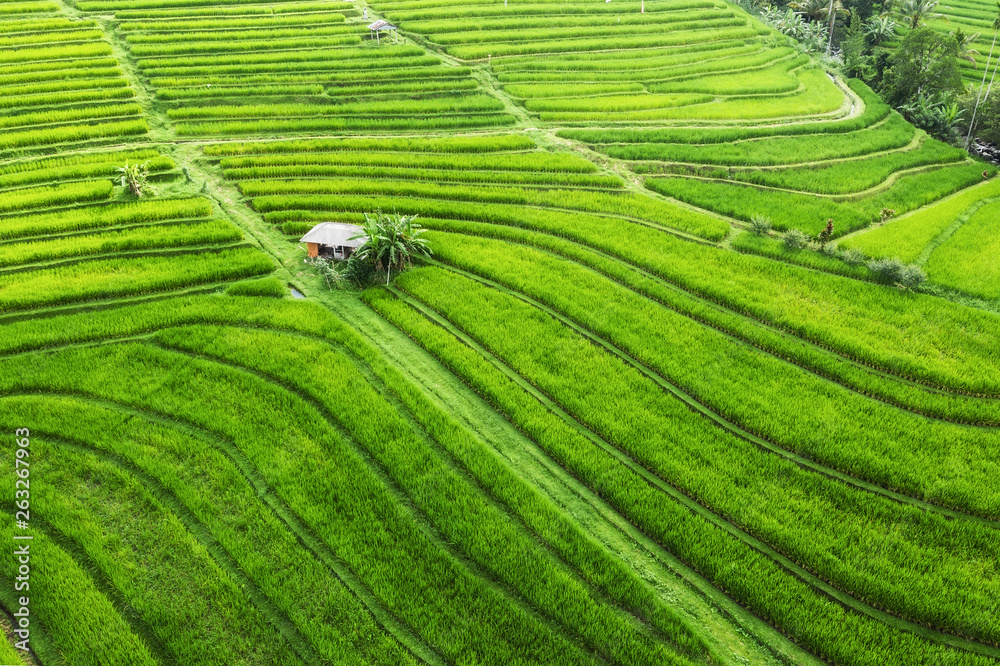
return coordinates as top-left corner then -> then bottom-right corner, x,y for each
841,177 -> 1000,300
373,0 -> 994,241
924,0 -> 1000,85
0,15 -> 146,151
0,3 -> 750,665
0,0 -> 999,665
105,2 -> 513,135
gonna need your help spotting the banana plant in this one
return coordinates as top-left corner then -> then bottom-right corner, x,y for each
866,15 -> 898,45
350,209 -> 433,286
115,160 -> 151,197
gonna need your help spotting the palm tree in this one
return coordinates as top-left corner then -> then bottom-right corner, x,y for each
896,0 -> 944,29
966,3 -> 1000,148
350,210 -> 432,285
791,0 -> 830,22
954,28 -> 981,64
825,0 -> 849,54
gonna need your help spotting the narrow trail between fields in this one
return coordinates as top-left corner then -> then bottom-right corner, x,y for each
387,283 -> 1000,661
143,339 -> 622,666
35,7 -> 998,664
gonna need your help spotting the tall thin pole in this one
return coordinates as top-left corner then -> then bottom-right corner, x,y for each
984,55 -> 1000,109
825,0 -> 837,55
967,19 -> 1000,148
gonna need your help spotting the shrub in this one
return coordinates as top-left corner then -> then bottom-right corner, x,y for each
840,248 -> 866,265
867,257 -> 907,282
867,257 -> 926,288
749,214 -> 772,235
311,254 -> 375,289
897,264 -> 928,289
352,210 -> 433,285
312,256 -> 349,290
782,228 -> 811,250
817,219 -> 834,246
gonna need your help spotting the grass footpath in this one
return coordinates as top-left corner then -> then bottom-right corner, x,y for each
2,0 -> 997,661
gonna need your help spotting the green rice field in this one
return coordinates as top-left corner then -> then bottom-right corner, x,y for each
0,0 -> 998,664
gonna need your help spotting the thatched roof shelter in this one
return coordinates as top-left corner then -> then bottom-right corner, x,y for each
301,222 -> 365,259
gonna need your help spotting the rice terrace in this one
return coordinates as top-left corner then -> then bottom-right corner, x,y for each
1,0 -> 999,660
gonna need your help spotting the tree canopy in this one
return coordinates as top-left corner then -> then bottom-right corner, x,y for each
881,27 -> 965,107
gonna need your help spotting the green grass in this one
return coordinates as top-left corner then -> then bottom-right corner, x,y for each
167,95 -> 506,120
176,114 -> 516,136
1,439 -> 307,666
244,178 -> 729,239
925,200 -> 1000,300
205,134 -> 535,155
415,216 -> 1000,426
560,78 -> 889,143
525,93 -> 715,114
390,261 -> 1000,627
0,219 -> 241,267
646,162 -> 993,234
651,55 -> 808,94
420,232 -> 1000,518
0,247 -> 271,312
842,178 -> 1000,262
219,150 -> 598,174
118,12 -> 346,30
364,282 -> 999,666
0,150 -> 168,189
154,324 -> 704,666
0,198 -> 212,240
125,26 -> 353,44
731,231 -> 870,278
671,136 -> 967,195
129,34 -> 363,56
496,42 -> 767,80
0,514 -> 160,666
541,69 -> 843,123
374,192 -> 1000,394
0,87 -> 136,112
0,395 -> 419,666
613,113 -> 914,166
156,84 -> 325,100
0,180 -> 112,213
0,118 -> 148,151
0,340 -> 596,666
227,164 -> 621,188
2,1 -> 999,663
225,276 -> 287,297
0,634 -> 25,666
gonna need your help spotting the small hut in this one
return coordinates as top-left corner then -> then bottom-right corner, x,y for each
300,222 -> 365,260
368,19 -> 398,44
